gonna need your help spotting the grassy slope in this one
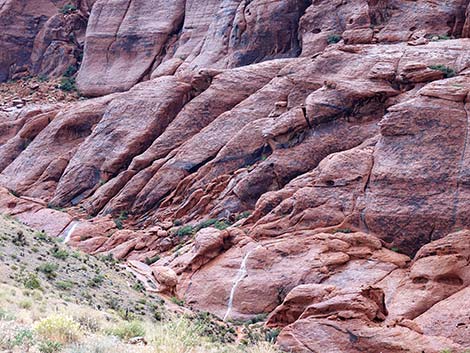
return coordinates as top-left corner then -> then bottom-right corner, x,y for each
0,215 -> 279,353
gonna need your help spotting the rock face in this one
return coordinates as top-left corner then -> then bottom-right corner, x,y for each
0,0 -> 94,82
76,0 -> 310,96
3,1 -> 470,352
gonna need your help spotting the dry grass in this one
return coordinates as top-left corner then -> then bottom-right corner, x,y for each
0,216 -> 281,353
0,289 -> 281,353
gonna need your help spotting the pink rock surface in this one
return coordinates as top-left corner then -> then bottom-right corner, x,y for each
3,2 -> 470,352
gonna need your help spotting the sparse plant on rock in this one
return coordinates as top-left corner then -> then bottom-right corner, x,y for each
176,225 -> 194,237
59,4 -> 77,15
428,64 -> 456,78
58,77 -> 76,92
327,34 -> 342,44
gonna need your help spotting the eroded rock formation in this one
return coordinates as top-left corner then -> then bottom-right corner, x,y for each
2,1 -> 470,352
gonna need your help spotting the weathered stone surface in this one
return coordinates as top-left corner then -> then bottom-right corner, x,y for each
0,95 -> 116,201
171,229 -> 406,320
273,230 -> 470,353
4,3 -> 470,352
0,0 -> 92,82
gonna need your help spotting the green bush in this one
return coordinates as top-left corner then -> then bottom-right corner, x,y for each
428,64 -> 456,78
430,34 -> 451,41
37,263 -> 59,279
60,4 -> 77,14
19,299 -> 32,309
132,281 -> 145,292
176,225 -> 194,237
23,273 -> 41,289
236,211 -> 251,221
213,220 -> 231,230
113,211 -> 129,230
12,328 -> 34,347
195,219 -> 217,230
63,65 -> 78,77
34,231 -> 48,241
173,219 -> 183,226
106,321 -> 145,340
88,274 -> 104,287
334,228 -> 352,234
56,280 -> 74,290
195,218 -> 233,231
52,248 -> 68,260
35,315 -> 82,344
58,77 -> 76,92
327,34 -> 342,44
265,328 -> 281,343
38,340 -> 62,353
171,296 -> 185,306
0,308 -> 15,321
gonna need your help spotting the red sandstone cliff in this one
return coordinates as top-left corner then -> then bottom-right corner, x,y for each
2,1 -> 470,352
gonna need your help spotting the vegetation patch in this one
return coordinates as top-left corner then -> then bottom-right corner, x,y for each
327,34 -> 342,44
58,77 -> 77,92
106,320 -> 145,340
59,4 -> 77,15
428,64 -> 456,78
35,314 -> 82,344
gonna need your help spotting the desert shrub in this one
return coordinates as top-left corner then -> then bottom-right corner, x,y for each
55,280 -> 74,290
38,340 -> 62,353
173,219 -> 183,226
429,34 -> 451,41
334,228 -> 352,234
63,65 -> 78,77
144,255 -> 160,265
58,77 -> 76,92
245,341 -> 282,353
12,328 -> 34,347
0,308 -> 15,321
113,211 -> 128,229
106,320 -> 145,340
170,296 -> 185,306
327,34 -> 342,44
196,219 -> 218,230
19,299 -> 32,309
37,263 -> 58,279
23,273 -> 41,289
150,317 -> 205,351
61,336 -> 128,353
35,314 -> 82,344
213,220 -> 231,230
100,253 -> 117,265
191,311 -> 236,344
72,308 -> 105,333
60,4 -> 77,14
132,280 -> 145,293
52,248 -> 68,260
428,64 -> 456,78
176,225 -> 194,237
236,211 -> 252,221
87,274 -> 104,287
265,328 -> 281,343
195,218 -> 233,231
34,231 -> 48,241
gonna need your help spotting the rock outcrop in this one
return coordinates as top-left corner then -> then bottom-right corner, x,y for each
3,1 -> 470,352
0,0 -> 93,82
